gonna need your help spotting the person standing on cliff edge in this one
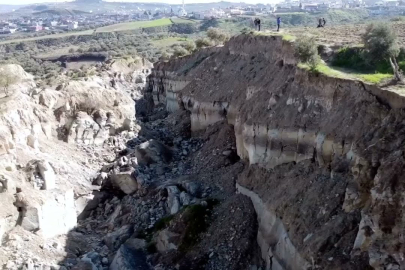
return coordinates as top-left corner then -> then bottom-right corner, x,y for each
277,16 -> 281,32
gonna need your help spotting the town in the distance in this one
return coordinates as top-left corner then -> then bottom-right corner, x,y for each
0,0 -> 404,36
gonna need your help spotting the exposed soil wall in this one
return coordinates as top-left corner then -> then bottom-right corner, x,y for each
147,34 -> 405,270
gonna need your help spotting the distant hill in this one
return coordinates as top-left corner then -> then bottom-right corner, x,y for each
33,8 -> 89,16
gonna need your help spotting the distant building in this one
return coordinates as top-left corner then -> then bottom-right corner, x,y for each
68,21 -> 78,30
28,24 -> 42,32
230,9 -> 244,15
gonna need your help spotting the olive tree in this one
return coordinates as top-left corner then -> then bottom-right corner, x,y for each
362,23 -> 402,82
0,70 -> 17,97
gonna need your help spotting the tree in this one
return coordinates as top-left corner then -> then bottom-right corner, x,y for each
206,27 -> 229,45
68,48 -> 75,53
295,35 -> 320,70
0,70 -> 18,97
362,23 -> 402,82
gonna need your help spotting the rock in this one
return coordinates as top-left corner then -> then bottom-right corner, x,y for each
67,111 -> 102,145
109,241 -> 150,270
102,258 -> 109,265
125,238 -> 146,250
103,225 -> 134,251
0,174 -> 9,192
71,261 -> 97,270
182,182 -> 201,197
132,139 -> 172,165
179,191 -> 192,206
26,134 -> 39,150
110,167 -> 139,195
155,229 -> 180,252
21,206 -> 40,232
166,186 -> 181,215
36,160 -> 56,190
82,251 -> 101,266
16,189 -> 76,238
92,172 -> 108,186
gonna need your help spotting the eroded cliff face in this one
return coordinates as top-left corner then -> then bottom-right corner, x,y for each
147,34 -> 405,269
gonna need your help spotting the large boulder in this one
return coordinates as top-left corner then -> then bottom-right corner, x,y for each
132,140 -> 172,166
155,229 -> 180,252
109,240 -> 150,270
110,167 -> 139,195
103,224 -> 134,251
14,189 -> 76,238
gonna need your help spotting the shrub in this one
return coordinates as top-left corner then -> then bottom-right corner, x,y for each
173,46 -> 188,57
207,27 -> 229,45
0,69 -> 18,97
183,41 -> 196,53
295,35 -> 320,69
195,38 -> 213,49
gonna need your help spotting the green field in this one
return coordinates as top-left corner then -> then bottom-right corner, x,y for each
0,30 -> 93,45
0,18 -> 174,45
171,17 -> 199,24
97,18 -> 173,32
152,37 -> 192,48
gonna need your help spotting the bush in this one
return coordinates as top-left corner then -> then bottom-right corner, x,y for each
195,38 -> 213,49
173,46 -> 188,57
183,41 -> 196,53
207,27 -> 229,45
295,35 -> 320,69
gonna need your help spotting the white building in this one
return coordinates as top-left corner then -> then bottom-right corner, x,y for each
68,21 -> 78,30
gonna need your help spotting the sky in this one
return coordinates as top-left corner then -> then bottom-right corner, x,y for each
0,0 -> 276,6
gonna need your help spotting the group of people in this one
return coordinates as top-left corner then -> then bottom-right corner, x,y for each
253,17 -> 282,32
317,18 -> 327,28
253,16 -> 327,32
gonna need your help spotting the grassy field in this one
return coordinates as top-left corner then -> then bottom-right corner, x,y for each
0,18 -> 174,45
152,37 -> 192,48
171,17 -> 199,24
298,62 -> 393,84
96,18 -> 173,32
0,30 -> 93,45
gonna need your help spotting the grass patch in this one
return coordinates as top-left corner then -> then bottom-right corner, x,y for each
153,215 -> 174,232
358,73 -> 392,84
282,34 -> 295,41
152,37 -> 191,48
299,62 -> 393,84
178,199 -> 219,253
171,17 -> 198,24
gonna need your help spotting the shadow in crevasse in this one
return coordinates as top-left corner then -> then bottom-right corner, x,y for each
59,188 -> 153,270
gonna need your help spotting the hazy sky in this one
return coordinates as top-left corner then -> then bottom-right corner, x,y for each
0,0 -> 276,5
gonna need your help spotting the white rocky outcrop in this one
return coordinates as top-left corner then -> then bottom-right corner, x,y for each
0,61 -> 143,268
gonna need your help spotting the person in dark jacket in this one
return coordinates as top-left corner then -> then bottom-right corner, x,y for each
277,16 -> 281,31
322,18 -> 326,26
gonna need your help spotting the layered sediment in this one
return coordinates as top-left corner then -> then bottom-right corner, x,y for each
147,34 -> 405,269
